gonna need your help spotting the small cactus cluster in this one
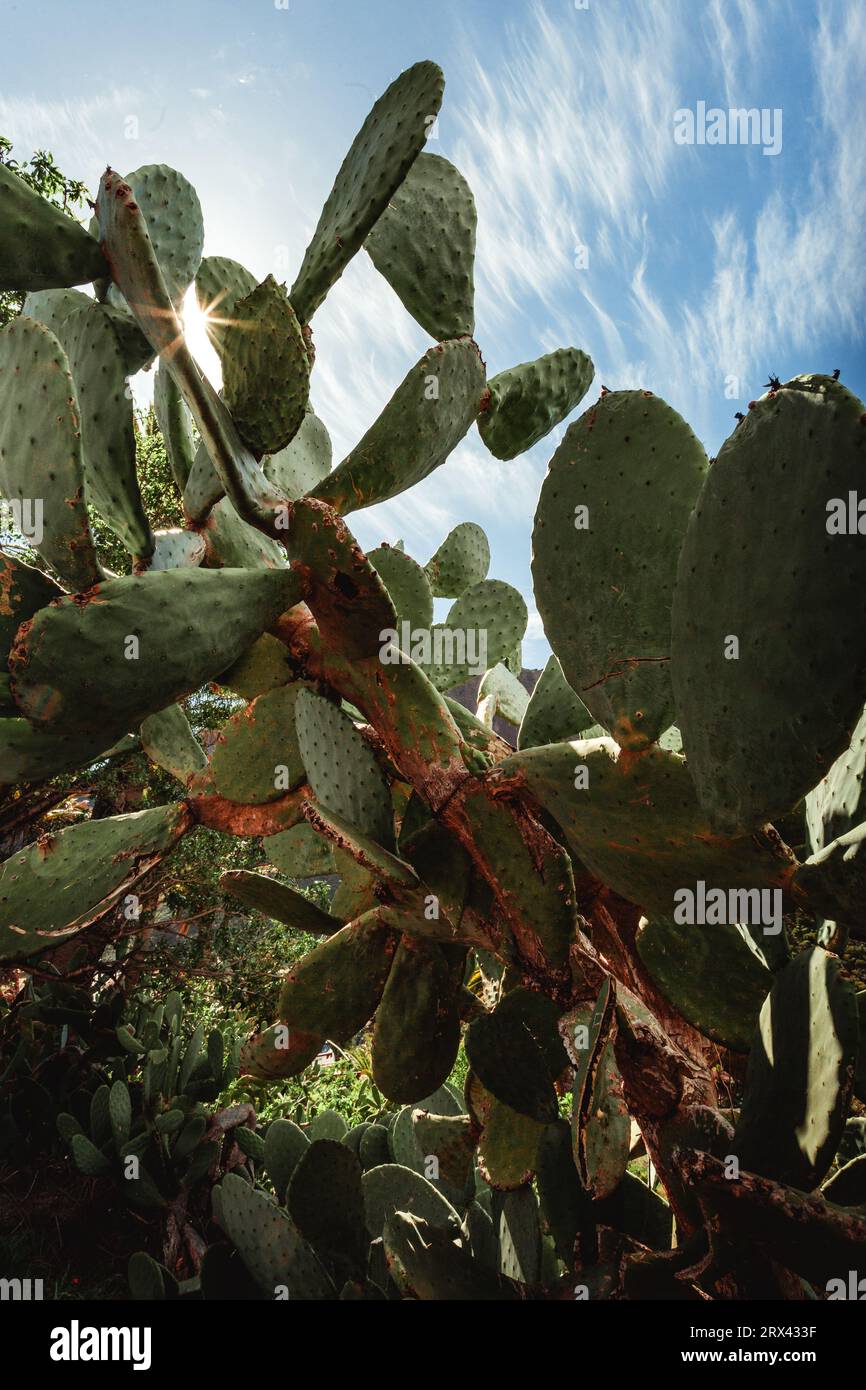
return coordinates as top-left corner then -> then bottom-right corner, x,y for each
54,991 -> 249,1218
2,60 -> 866,1299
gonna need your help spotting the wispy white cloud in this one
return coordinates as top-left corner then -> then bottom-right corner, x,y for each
449,1 -> 688,347
0,88 -> 143,186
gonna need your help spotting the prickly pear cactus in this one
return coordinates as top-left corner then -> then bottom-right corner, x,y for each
2,59 -> 866,1302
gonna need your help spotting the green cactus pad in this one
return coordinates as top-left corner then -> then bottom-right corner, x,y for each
62,299 -> 154,559
153,362 -> 196,490
239,1022 -> 323,1081
398,818 -> 474,942
277,914 -> 397,1044
139,529 -> 205,572
793,822 -> 866,935
286,1139 -> 366,1270
366,152 -> 476,340
0,317 -> 102,591
290,61 -> 445,323
23,288 -> 154,376
517,655 -> 598,751
0,162 -> 107,290
496,1186 -> 542,1284
803,706 -> 866,939
576,1035 -> 630,1201
216,633 -> 293,702
220,870 -> 341,936
385,1211 -> 517,1300
421,579 -> 528,692
498,736 -> 796,919
195,254 -> 258,355
211,684 -> 308,804
330,850 -> 378,920
0,719 -> 131,786
264,822 -> 335,878
305,804 -> 420,888
127,1251 -> 171,1301
458,785 -> 575,969
108,1081 -> 132,1151
479,348 -> 595,460
533,390 -> 707,747
371,937 -> 462,1103
359,1124 -> 391,1171
477,664 -> 528,728
295,687 -> 393,846
10,568 -> 302,734
468,1075 -> 544,1190
465,1008 -> 558,1124
423,522 -> 490,598
411,1110 -> 476,1190
362,1162 -> 462,1239
263,1118 -> 310,1201
217,1172 -> 334,1298
636,914 -> 772,1052
262,410 -> 332,499
70,1132 -> 112,1177
671,375 -> 866,831
0,804 -> 191,962
493,988 -> 569,1081
184,435 -> 224,519
0,554 -> 61,661
733,946 -> 859,1190
200,498 -> 288,570
221,276 -> 310,458
368,544 -> 433,632
139,704 -> 206,784
311,339 -> 485,514
307,1109 -> 349,1142
119,164 -> 204,309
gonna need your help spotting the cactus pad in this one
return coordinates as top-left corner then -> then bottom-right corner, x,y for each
263,410 -> 332,499
119,164 -> 204,309
636,914 -> 772,1052
423,522 -> 490,598
211,684 -> 308,804
290,61 -> 444,322
312,339 -> 485,514
368,544 -> 433,632
10,568 -> 303,734
479,348 -> 595,460
194,254 -> 258,355
0,804 -> 191,961
533,390 -> 708,747
733,946 -> 859,1189
517,655 -> 598,751
0,317 -> 102,590
221,276 -> 310,457
371,936 -> 462,1102
671,375 -> 866,831
295,687 -> 393,846
499,736 -> 797,918
220,870 -> 341,936
277,914 -> 397,1044
0,162 -> 107,290
366,152 -> 476,339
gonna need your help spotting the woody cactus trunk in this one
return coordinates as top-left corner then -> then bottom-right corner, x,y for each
2,61 -> 866,1300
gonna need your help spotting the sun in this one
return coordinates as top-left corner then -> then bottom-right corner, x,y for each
182,285 -> 222,389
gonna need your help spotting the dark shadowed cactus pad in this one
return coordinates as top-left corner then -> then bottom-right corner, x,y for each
533,390 -> 707,748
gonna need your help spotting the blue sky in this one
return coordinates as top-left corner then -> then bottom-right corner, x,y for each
2,0 -> 864,666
